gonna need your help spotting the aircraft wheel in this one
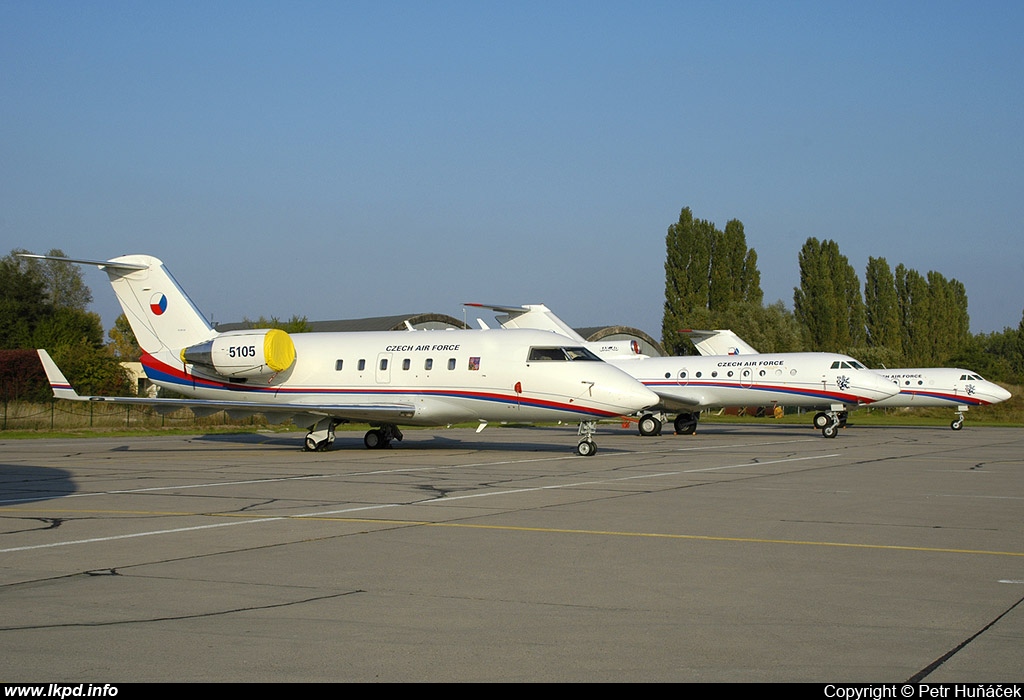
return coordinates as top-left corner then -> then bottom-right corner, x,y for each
576,439 -> 597,457
674,413 -> 697,435
304,436 -> 318,452
637,414 -> 661,436
813,412 -> 830,429
822,425 -> 838,438
364,429 -> 385,449
951,419 -> 963,431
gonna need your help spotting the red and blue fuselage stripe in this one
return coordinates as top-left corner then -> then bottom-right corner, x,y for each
642,379 -> 881,405
140,354 -> 622,418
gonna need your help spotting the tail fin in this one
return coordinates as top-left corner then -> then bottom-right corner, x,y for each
680,329 -> 760,356
19,254 -> 216,356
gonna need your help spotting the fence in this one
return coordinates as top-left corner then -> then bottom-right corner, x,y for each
1,400 -> 282,432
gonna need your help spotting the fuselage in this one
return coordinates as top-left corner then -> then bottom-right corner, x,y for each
870,368 -> 1011,409
607,352 -> 900,411
141,328 -> 660,426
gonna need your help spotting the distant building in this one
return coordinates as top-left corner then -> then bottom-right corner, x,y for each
121,361 -> 157,398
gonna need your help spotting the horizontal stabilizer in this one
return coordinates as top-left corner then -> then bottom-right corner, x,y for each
18,253 -> 148,272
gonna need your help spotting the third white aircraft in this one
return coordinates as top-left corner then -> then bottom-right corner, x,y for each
682,329 -> 1012,430
465,303 -> 900,438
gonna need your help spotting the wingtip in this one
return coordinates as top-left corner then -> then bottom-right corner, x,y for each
36,349 -> 81,399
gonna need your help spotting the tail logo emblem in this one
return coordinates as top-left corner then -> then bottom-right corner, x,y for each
150,293 -> 168,316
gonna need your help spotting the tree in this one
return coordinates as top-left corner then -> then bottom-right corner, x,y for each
0,349 -> 50,402
107,314 -> 142,360
0,248 -> 132,396
49,340 -> 133,397
895,264 -> 930,365
36,249 -> 93,311
710,300 -> 805,353
793,238 -> 865,353
0,252 -> 50,349
662,207 -> 763,355
864,256 -> 902,360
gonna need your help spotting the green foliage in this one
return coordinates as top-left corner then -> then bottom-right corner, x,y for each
32,307 -> 106,350
662,207 -> 763,354
952,324 -> 1024,384
107,314 -> 142,360
794,238 -> 864,353
1,248 -> 132,397
864,257 -> 901,358
241,315 -> 312,333
0,252 -> 50,349
49,340 -> 133,396
0,349 -> 50,402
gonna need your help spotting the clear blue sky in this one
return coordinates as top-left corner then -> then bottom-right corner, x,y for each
3,1 -> 1022,340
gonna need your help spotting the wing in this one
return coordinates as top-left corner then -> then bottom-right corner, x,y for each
36,349 -> 415,425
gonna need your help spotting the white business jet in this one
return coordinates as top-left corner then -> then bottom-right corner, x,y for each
22,255 -> 658,455
465,304 -> 900,438
682,329 -> 1012,430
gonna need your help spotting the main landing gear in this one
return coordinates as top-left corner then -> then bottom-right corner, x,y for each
304,418 -> 339,452
636,412 -> 699,436
812,410 -> 848,438
363,423 -> 404,449
303,420 -> 404,451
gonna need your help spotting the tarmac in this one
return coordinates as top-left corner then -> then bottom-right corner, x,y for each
1,421 -> 1022,683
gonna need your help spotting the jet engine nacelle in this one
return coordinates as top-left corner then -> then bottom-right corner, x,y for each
181,329 -> 296,379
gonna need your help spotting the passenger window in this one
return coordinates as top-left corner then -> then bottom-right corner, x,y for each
335,359 -> 343,371
425,358 -> 433,370
448,358 -> 456,370
380,358 -> 388,371
469,357 -> 480,370
402,359 -> 411,370
358,359 -> 366,371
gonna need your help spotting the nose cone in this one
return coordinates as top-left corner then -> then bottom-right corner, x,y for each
863,371 -> 901,403
601,372 -> 661,414
987,383 -> 1013,404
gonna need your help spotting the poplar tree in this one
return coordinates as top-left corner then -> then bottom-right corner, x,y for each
662,208 -> 713,354
864,256 -> 901,357
793,238 -> 866,354
662,207 -> 763,355
895,264 -> 930,364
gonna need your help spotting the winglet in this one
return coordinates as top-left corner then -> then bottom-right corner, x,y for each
36,349 -> 84,400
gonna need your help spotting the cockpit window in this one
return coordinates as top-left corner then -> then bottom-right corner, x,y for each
831,360 -> 868,370
563,346 -> 601,361
528,346 -> 602,361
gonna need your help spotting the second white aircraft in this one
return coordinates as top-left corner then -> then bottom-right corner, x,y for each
466,304 -> 900,438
